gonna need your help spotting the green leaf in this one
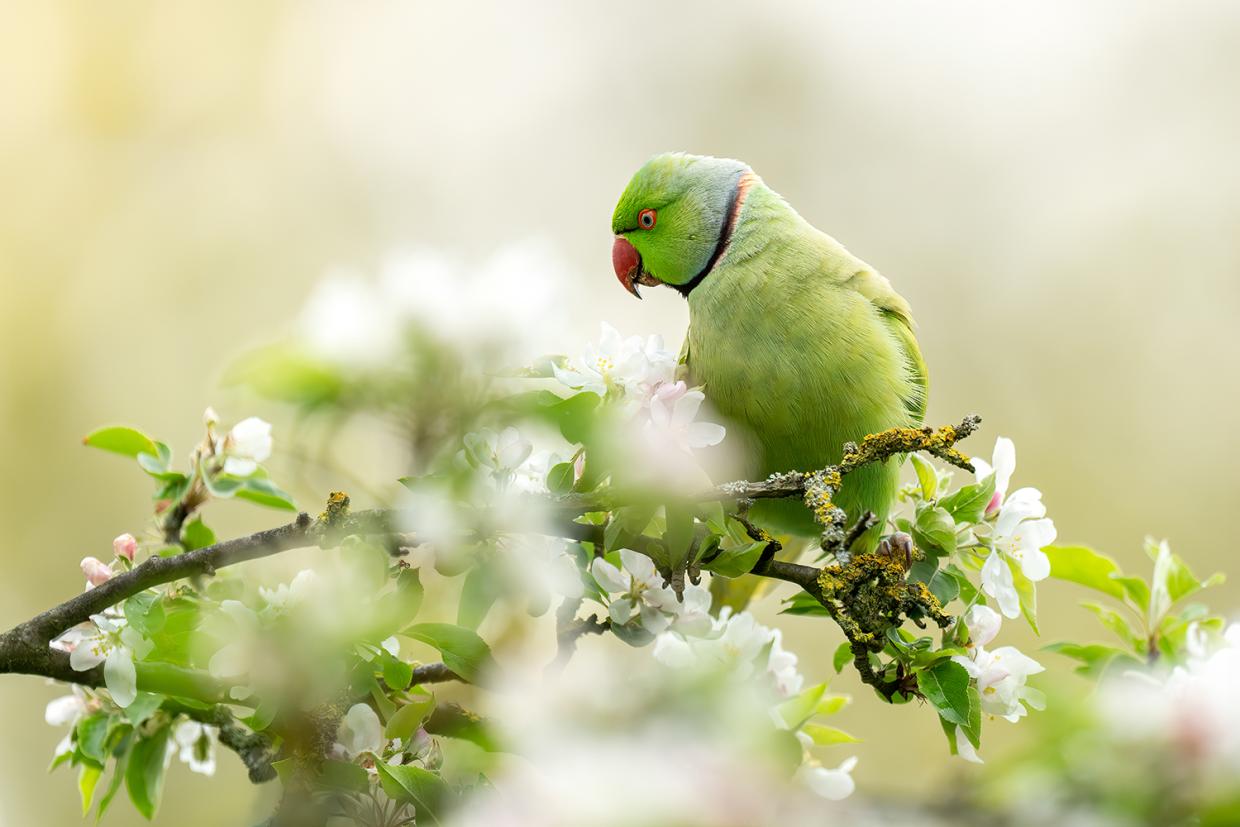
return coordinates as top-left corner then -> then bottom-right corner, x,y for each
1011,563 -> 1040,634
916,660 -> 972,726
136,443 -> 179,480
928,569 -> 960,606
96,744 -> 131,822
780,592 -> 831,618
548,391 -> 602,445
545,462 -> 576,494
1044,642 -> 1140,679
234,477 -> 297,511
372,568 -> 425,637
1081,601 -> 1142,651
123,592 -> 165,637
945,563 -> 980,605
83,427 -> 158,460
383,655 -> 414,691
402,623 -> 496,684
319,759 -> 370,793
664,504 -> 696,572
1044,545 -> 1126,600
125,725 -> 170,819
123,693 -> 165,726
703,541 -> 765,578
375,763 -> 451,825
801,724 -> 860,745
817,694 -> 850,716
1113,575 -> 1151,614
938,474 -> 995,524
832,642 -> 852,673
912,506 -> 956,556
385,689 -> 437,742
776,683 -> 827,730
457,565 -> 501,631
180,517 -> 216,551
909,454 -> 938,500
79,763 -> 103,816
76,713 -> 111,765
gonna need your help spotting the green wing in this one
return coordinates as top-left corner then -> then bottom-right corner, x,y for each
880,308 -> 928,424
839,264 -> 928,424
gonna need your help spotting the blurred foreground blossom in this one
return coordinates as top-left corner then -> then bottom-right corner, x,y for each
452,644 -> 850,827
300,241 -> 572,367
1100,623 -> 1240,774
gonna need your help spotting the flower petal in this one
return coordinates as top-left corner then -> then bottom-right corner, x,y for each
590,558 -> 629,594
105,647 -> 137,708
981,553 -> 1020,619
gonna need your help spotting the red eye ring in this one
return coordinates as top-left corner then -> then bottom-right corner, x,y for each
638,208 -> 657,229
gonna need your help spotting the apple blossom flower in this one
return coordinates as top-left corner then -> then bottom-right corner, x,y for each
173,719 -> 218,776
337,703 -> 385,758
463,427 -> 534,488
963,604 -> 1002,649
554,322 -> 652,398
112,533 -> 137,562
259,569 -> 320,609
207,600 -> 261,683
954,728 -> 984,763
80,556 -> 114,588
590,549 -> 683,633
952,622 -> 1045,723
971,436 -> 1015,517
45,687 -> 93,760
979,515 -> 1057,619
218,416 -> 273,477
646,383 -> 726,454
653,607 -> 805,698
56,614 -> 152,708
799,756 -> 858,800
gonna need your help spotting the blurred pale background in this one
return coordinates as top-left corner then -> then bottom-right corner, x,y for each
3,1 -> 1240,823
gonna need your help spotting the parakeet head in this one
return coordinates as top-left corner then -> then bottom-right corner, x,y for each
611,153 -> 751,298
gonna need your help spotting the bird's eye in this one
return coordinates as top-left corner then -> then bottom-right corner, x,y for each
638,208 -> 657,229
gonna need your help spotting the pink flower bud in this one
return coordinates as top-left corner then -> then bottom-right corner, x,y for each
80,557 -> 113,587
984,492 -> 1002,518
652,380 -> 688,405
112,533 -> 137,562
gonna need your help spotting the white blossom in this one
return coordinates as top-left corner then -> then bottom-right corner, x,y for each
1099,623 -> 1240,773
259,569 -> 320,609
173,719 -> 218,776
337,703 -> 385,758
553,322 -> 655,399
218,416 -> 273,477
646,383 -> 726,454
799,756 -> 858,801
653,607 -> 805,698
463,427 -> 534,488
590,549 -> 682,633
952,608 -> 1045,722
56,614 -> 152,708
971,437 -> 1057,619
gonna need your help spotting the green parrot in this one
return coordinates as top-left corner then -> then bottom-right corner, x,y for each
610,153 -> 926,551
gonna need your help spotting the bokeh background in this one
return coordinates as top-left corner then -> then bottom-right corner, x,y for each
3,2 -> 1240,823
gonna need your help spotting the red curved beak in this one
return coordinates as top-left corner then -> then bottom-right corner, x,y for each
612,236 -> 643,299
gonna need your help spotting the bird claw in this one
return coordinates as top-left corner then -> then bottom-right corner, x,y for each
877,531 -> 915,571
